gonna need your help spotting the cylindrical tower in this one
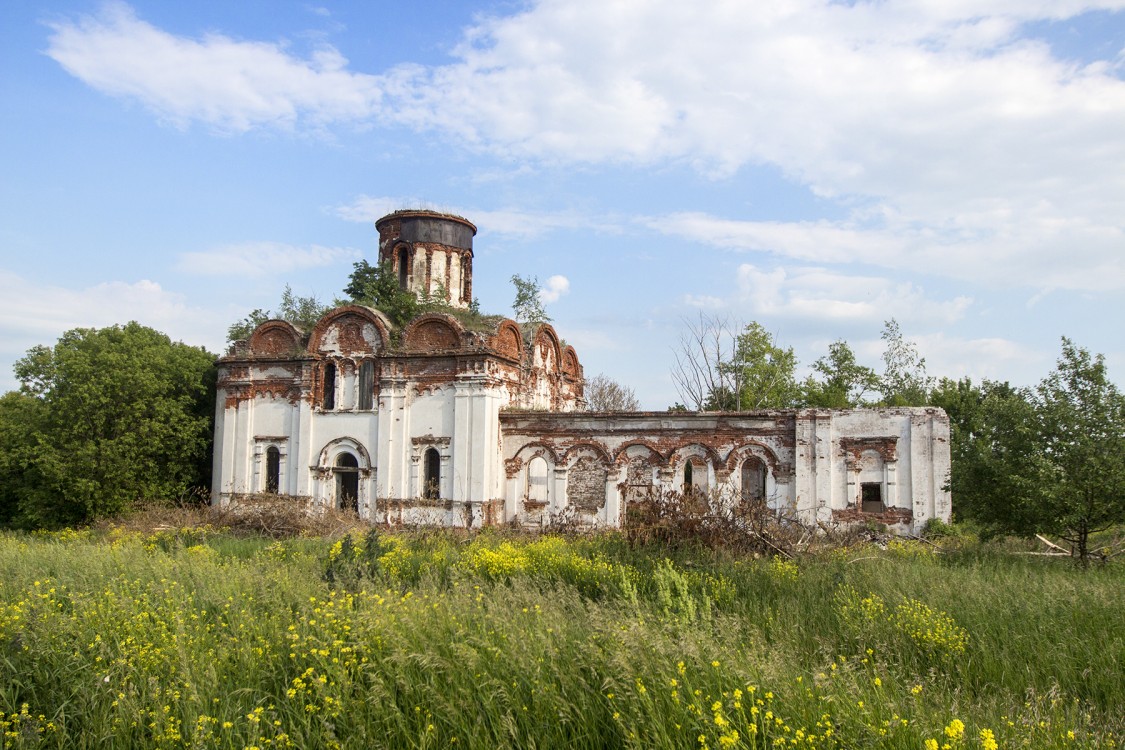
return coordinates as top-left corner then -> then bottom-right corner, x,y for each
376,210 -> 476,309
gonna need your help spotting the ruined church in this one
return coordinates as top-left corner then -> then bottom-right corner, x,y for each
212,210 -> 951,533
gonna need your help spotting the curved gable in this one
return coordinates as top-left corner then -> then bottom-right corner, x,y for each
308,306 -> 390,356
561,345 -> 581,378
531,324 -> 562,371
403,313 -> 465,352
488,319 -> 524,361
248,320 -> 302,357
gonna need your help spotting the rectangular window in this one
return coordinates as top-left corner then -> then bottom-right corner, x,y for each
358,360 -> 374,410
861,483 -> 884,513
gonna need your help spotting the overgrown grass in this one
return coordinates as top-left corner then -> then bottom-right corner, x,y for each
0,527 -> 1120,748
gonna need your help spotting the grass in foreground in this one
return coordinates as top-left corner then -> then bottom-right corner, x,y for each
0,526 -> 1121,749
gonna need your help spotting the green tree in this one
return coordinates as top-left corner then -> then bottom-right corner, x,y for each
879,318 -> 932,406
0,391 -> 47,526
342,260 -> 418,328
716,322 -> 799,410
801,339 -> 880,408
1033,339 -> 1125,561
930,377 -> 1045,532
510,274 -> 551,325
228,284 -> 331,343
933,342 -> 1125,562
7,323 -> 216,527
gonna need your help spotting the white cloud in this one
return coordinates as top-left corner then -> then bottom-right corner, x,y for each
683,294 -> 725,309
733,264 -> 973,325
0,270 -> 230,390
650,212 -> 1125,292
332,194 -> 607,240
46,2 -> 1125,292
45,2 -> 384,133
176,242 -> 359,277
914,332 -> 1046,385
539,274 -> 570,303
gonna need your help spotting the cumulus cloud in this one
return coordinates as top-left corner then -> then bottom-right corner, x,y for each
45,2 -> 384,132
733,264 -> 973,325
176,242 -> 359,277
46,2 -> 1125,292
539,275 -> 570,303
332,195 -> 605,240
0,270 -> 229,389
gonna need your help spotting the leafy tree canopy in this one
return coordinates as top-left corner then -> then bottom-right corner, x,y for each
933,341 -> 1125,561
802,339 -> 880,408
227,285 -> 332,343
342,260 -> 419,328
879,318 -> 932,406
3,323 -> 216,528
713,322 -> 799,410
510,274 -> 551,326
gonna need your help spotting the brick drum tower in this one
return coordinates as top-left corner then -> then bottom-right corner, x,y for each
376,210 -> 475,309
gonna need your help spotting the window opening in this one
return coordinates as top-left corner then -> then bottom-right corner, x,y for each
683,461 -> 693,490
323,363 -> 336,411
358,360 -> 375,410
861,482 -> 884,513
423,448 -> 440,500
397,246 -> 409,289
335,452 -> 359,512
741,458 -> 766,504
526,456 -> 549,503
265,446 -> 280,494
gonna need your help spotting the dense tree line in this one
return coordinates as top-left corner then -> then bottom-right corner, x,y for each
671,314 -> 1124,559
0,323 -> 215,528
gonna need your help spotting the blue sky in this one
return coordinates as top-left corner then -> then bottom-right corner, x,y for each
2,0 -> 1123,408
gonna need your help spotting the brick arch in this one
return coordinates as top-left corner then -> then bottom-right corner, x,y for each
725,441 -> 783,476
531,324 -> 563,372
612,441 -> 665,465
402,312 -> 465,352
561,345 -> 581,378
307,305 -> 391,356
668,442 -> 723,470
561,441 -> 613,466
247,320 -> 302,356
488,319 -> 524,361
513,442 -> 561,465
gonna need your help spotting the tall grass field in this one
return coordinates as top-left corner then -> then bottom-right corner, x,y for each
0,525 -> 1121,748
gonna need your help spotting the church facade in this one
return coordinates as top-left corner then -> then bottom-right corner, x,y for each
211,210 -> 951,533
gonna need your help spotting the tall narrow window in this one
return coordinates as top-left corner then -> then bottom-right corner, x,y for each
683,461 -> 693,490
335,453 -> 359,512
526,456 -> 549,504
741,458 -> 766,504
358,360 -> 375,410
265,446 -> 280,494
397,246 -> 409,289
323,363 -> 336,411
423,448 -> 440,499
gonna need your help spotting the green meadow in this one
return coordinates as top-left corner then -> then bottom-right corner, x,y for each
0,527 -> 1121,749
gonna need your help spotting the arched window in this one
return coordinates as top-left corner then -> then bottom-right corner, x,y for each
526,456 -> 549,504
397,246 -> 410,289
335,452 -> 359,512
358,360 -> 375,410
423,448 -> 440,499
683,461 -> 693,490
741,457 -> 766,504
265,446 -> 280,494
460,254 -> 470,304
323,363 -> 336,411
